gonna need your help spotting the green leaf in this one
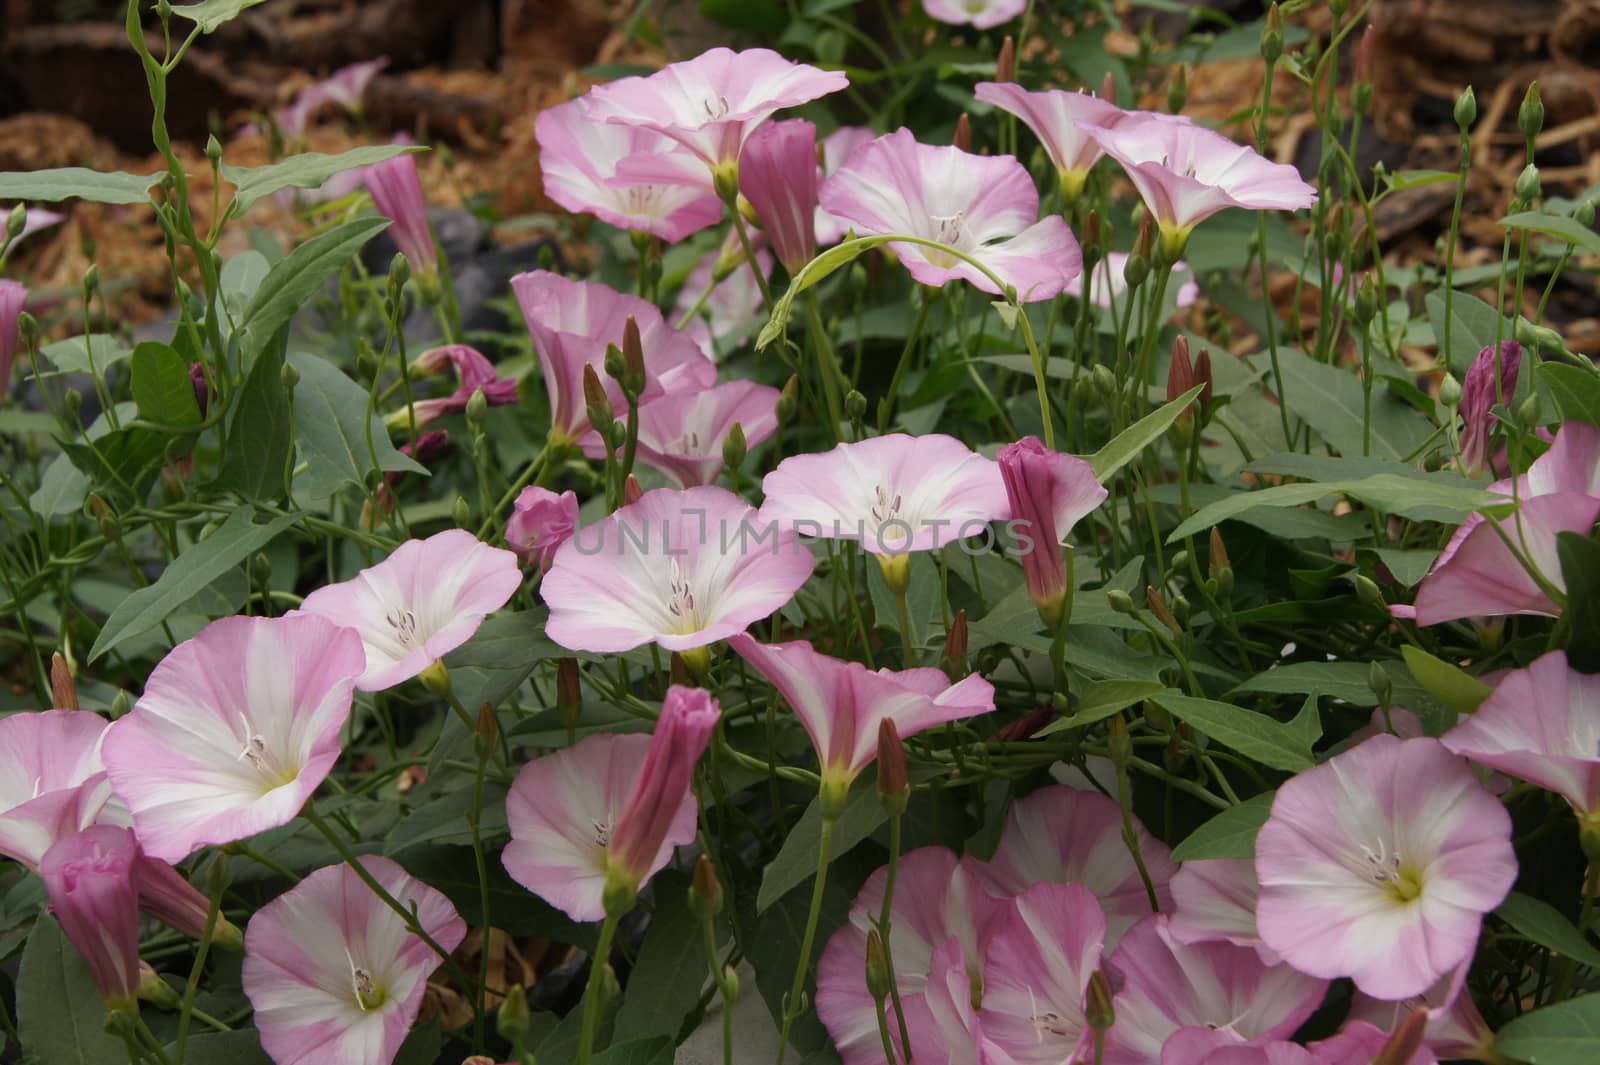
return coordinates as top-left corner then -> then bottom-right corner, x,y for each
758,778 -> 886,912
17,915 -> 129,1065
1425,289 -> 1513,376
383,784 -> 508,854
237,217 -> 389,370
1269,346 -> 1434,462
1541,363 -> 1600,428
1170,792 -> 1275,861
170,0 -> 268,32
614,872 -> 709,1042
594,1038 -> 675,1065
1086,385 -> 1203,480
131,341 -> 202,428
0,167 -> 161,205
1558,532 -> 1600,673
1400,645 -> 1492,715
162,1030 -> 274,1065
39,334 -> 133,375
1499,893 -> 1600,970
224,146 -> 424,213
758,235 -> 902,351
1371,547 -> 1440,587
1035,680 -> 1170,735
444,609 -> 564,712
1500,209 -> 1600,258
1168,474 -> 1504,542
89,508 -> 299,661
60,426 -> 167,507
1496,993 -> 1600,1064
214,342 -> 292,501
286,351 -> 424,500
1151,692 -> 1315,772
29,453 -> 90,516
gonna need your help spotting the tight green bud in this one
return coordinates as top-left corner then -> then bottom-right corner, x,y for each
845,389 -> 868,421
1106,589 -> 1136,616
1515,164 -> 1541,204
1092,363 -> 1117,398
497,984 -> 531,1042
778,375 -> 800,421
1518,391 -> 1542,429
1353,573 -> 1385,611
865,929 -> 891,1001
1439,374 -> 1462,409
1261,3 -> 1284,63
1519,82 -> 1544,142
5,203 -> 24,240
1368,660 -> 1393,708
1454,86 -> 1477,131
691,854 -> 724,920
1579,200 -> 1596,227
722,421 -> 748,470
1107,714 -> 1133,768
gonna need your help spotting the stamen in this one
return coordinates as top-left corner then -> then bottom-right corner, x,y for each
384,608 -> 418,646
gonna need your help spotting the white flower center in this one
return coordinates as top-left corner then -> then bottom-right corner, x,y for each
1360,840 -> 1423,902
234,713 -> 297,789
623,185 -> 665,216
345,946 -> 387,1011
665,558 -> 702,634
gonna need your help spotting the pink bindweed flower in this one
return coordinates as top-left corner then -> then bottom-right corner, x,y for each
1082,113 -> 1316,254
278,58 -> 388,136
1102,915 -> 1328,1065
985,784 -> 1175,947
510,270 -> 716,445
817,846 -> 1005,1065
820,128 -> 1082,301
919,938 -> 1001,1063
759,432 -> 1010,573
1441,650 -> 1600,818
585,379 -> 780,488
2,207 -> 62,256
923,0 -> 1027,30
1254,735 -> 1517,1000
728,633 -> 995,805
101,615 -> 366,863
243,857 -> 466,1065
298,529 -> 521,692
400,344 -> 518,429
1345,963 -> 1492,1062
997,437 -> 1107,626
1076,251 -> 1200,311
136,849 -> 244,947
541,485 -> 815,660
0,709 -> 115,868
815,126 -> 877,245
535,95 -> 723,242
506,486 -> 580,571
0,279 -> 24,399
582,48 -> 848,185
974,83 -> 1124,199
1168,858 -> 1277,964
366,151 -> 437,276
1457,341 -> 1521,477
40,825 -> 142,1009
979,881 -> 1108,1064
503,687 -> 717,921
673,244 -> 771,355
739,119 -> 819,273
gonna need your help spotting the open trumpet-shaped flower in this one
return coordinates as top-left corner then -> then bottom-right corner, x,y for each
535,95 -> 723,242
503,687 -> 718,922
586,379 -> 780,488
101,615 -> 365,863
923,0 -> 1026,29
1254,736 -> 1516,1000
1082,113 -> 1316,254
403,345 -> 519,429
0,709 -> 115,868
979,882 -> 1108,1064
511,270 -> 716,445
819,128 -> 1082,301
1168,858 -> 1277,964
974,83 -> 1124,199
985,784 -> 1175,947
728,634 -> 995,804
1076,251 -> 1199,311
243,857 -> 466,1065
542,485 -> 815,658
298,529 -> 522,692
41,825 -> 142,1009
583,47 -> 848,182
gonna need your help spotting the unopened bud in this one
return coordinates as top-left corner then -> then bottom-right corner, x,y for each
388,252 -> 410,292
1261,3 -> 1284,63
1515,164 -> 1541,205
557,658 -> 581,734
778,375 -> 800,421
622,315 -> 645,396
1106,589 -> 1137,616
1168,335 -> 1195,412
205,134 -> 223,165
1519,391 -> 1542,428
1372,1008 -> 1429,1065
1454,86 -> 1477,131
110,689 -> 131,719
582,364 -> 614,429
1107,715 -> 1133,768
622,474 -> 643,506
5,204 -> 24,240
1353,573 -> 1386,611
877,718 -> 909,815
497,983 -> 531,1042
845,389 -> 868,421
1579,199 -> 1596,227
51,652 -> 79,711
943,609 -> 968,678
722,422 -> 747,470
690,853 -> 724,919
1087,970 -> 1116,1033
1193,347 -> 1213,412
1354,276 -> 1380,325
474,701 -> 498,760
1354,26 -> 1377,89
1099,70 -> 1116,105
465,387 -> 488,424
1519,82 -> 1544,142
953,113 -> 972,153
138,965 -> 181,1010
996,35 -> 1016,83
1172,594 -> 1191,627
604,343 -> 626,383
1368,660 -> 1393,708
1146,586 -> 1180,632
1092,363 -> 1117,399
1439,373 -> 1462,409
205,851 -> 232,898
280,361 -> 300,390
1126,217 -> 1154,287
453,495 -> 471,528
865,929 -> 891,1001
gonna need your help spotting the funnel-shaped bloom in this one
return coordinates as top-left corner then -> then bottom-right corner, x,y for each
536,95 -> 722,242
587,379 -> 780,488
1,280 -> 24,400
923,0 -> 1026,28
101,615 -> 365,862
980,882 -> 1107,1064
985,784 -> 1174,947
820,128 -> 1082,301
506,486 -> 580,571
674,244 -> 771,353
298,529 -> 521,692
543,485 -> 814,655
1168,858 -> 1276,964
503,688 -> 716,921
1442,650 -> 1600,816
1346,965 -> 1492,1062
739,119 -> 818,273
1083,114 -> 1316,251
0,709 -> 115,868
729,634 -> 995,797
817,847 -> 1004,1065
1255,735 -> 1516,1000
511,271 -> 716,444
974,83 -> 1123,198
41,825 -> 141,1009
997,437 -> 1107,626
366,151 -> 436,275
1458,341 -> 1521,476
584,47 -> 848,177
244,857 -> 466,1065
816,126 -> 877,245
278,58 -> 388,136
405,344 -> 519,428
759,433 -> 1009,557
1077,251 -> 1199,311
1103,916 -> 1328,1065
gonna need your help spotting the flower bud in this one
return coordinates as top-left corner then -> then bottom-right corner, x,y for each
1519,390 -> 1542,428
865,928 -> 891,1002
1261,3 -> 1284,63
453,495 -> 471,529
1519,81 -> 1544,142
621,315 -> 646,397
1100,70 -> 1116,105
1454,86 -> 1477,131
877,718 -> 909,816
1126,217 -> 1154,288
1106,589 -> 1137,616
1107,714 -> 1133,769
1086,969 -> 1115,1033
1092,364 -> 1117,398
1439,373 -> 1462,409
51,652 -> 79,711
953,113 -> 972,153
5,203 -> 25,240
1146,586 -> 1180,633
1353,573 -> 1386,612
1168,335 -> 1195,414
1515,164 -> 1541,204
722,422 -> 747,471
464,386 -> 488,425
622,475 -> 643,506
943,609 -> 968,679
280,360 -> 300,391
845,388 -> 867,421
583,364 -> 614,430
1368,660 -> 1393,708
557,658 -> 581,735
720,963 -> 740,1000
497,983 -> 531,1042
604,342 -> 626,383
778,374 -> 800,422
691,853 -> 724,920
110,689 -> 131,719
138,964 -> 182,1009
1580,199 -> 1596,227
996,35 -> 1016,84
475,702 -> 498,761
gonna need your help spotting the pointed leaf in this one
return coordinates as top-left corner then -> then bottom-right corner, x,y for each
224,145 -> 425,213
0,168 -> 161,205
1151,692 -> 1315,772
1087,385 -> 1203,481
1170,792 -> 1275,862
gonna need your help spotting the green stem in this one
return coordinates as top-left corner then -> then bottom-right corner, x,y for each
874,998 -> 901,1065
776,813 -> 837,1065
576,911 -> 621,1065
173,874 -> 224,1065
1442,125 -> 1472,365
876,812 -> 912,1060
801,293 -> 845,440
879,296 -> 930,433
894,583 -> 916,667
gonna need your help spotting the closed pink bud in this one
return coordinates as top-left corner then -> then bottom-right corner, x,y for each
40,825 -> 142,1009
1459,340 -> 1521,476
0,280 -> 24,403
136,854 -> 242,949
998,437 -> 1107,626
738,119 -> 819,275
505,486 -> 579,572
365,153 -> 436,276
